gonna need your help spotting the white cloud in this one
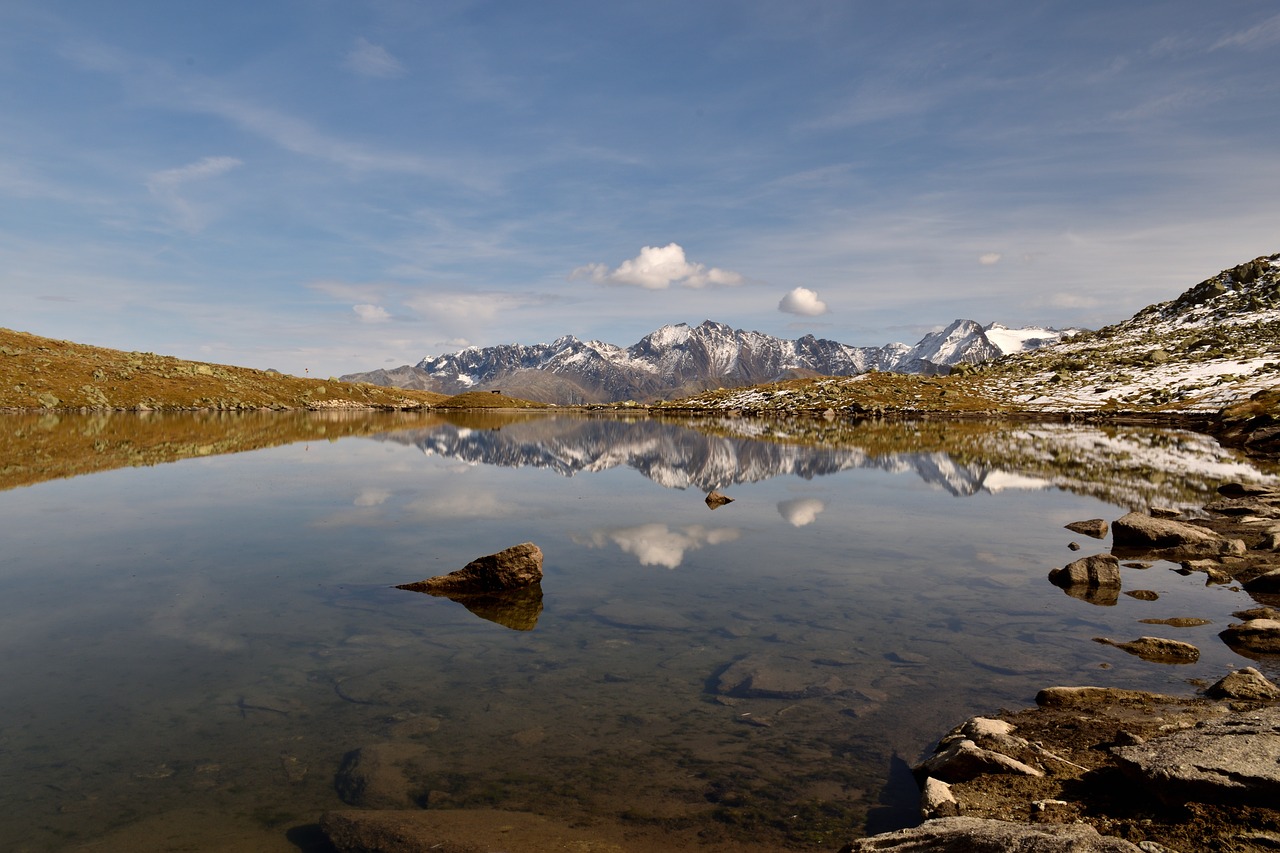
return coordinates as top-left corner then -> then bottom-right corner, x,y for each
145,155 -> 242,232
571,243 -> 743,290
979,252 -> 1002,265
777,498 -> 825,527
344,38 -> 407,78
353,303 -> 391,322
778,286 -> 827,316
1212,13 -> 1280,50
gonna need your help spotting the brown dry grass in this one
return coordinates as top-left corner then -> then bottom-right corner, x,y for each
0,327 -> 449,411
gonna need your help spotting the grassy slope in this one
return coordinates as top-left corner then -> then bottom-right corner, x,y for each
0,327 -> 449,410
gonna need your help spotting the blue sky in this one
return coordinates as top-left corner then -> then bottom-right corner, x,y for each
2,1 -> 1278,377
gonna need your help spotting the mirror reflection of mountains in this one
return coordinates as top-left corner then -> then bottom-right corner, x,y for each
377,415 -> 1277,508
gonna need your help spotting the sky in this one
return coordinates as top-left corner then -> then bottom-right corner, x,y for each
2,1 -> 1278,377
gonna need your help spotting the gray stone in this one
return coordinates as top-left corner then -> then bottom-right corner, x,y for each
1219,619 -> 1280,656
1065,518 -> 1109,539
840,816 -> 1143,851
1111,511 -> 1241,554
1206,667 -> 1280,701
397,542 -> 542,594
1113,706 -> 1280,806
914,738 -> 1043,783
1244,569 -> 1280,593
1048,553 -> 1121,589
920,777 -> 959,819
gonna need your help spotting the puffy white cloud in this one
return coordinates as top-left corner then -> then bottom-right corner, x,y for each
344,38 -> 406,78
353,303 -> 390,322
777,498 -> 825,527
979,252 -> 1002,265
778,286 -> 827,316
571,243 -> 743,290
354,488 -> 391,506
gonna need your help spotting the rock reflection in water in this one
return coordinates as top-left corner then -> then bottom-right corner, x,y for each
413,584 -> 544,631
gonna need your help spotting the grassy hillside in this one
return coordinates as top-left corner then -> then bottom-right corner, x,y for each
0,327 -> 449,411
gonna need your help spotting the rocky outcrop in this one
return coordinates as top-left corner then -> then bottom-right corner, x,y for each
1111,511 -> 1244,557
1113,706 -> 1280,807
396,543 -> 543,594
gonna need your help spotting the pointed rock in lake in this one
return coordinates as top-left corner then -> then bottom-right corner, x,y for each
705,490 -> 734,509
1065,518 -> 1108,539
1093,636 -> 1200,664
397,542 -> 543,594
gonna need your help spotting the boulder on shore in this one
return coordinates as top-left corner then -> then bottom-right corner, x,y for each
397,542 -> 543,594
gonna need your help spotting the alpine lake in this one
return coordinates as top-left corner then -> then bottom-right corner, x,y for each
2,409 -> 1278,852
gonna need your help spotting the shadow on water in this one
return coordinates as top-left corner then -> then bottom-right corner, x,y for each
864,754 -> 925,835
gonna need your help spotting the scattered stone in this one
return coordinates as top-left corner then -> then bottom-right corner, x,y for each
1048,553 -> 1121,589
396,542 -> 543,594
1138,617 -> 1210,627
1235,606 -> 1280,621
1066,518 -> 1109,538
1149,506 -> 1182,519
1124,590 -> 1159,601
920,777 -> 959,819
914,738 -> 1043,783
1243,569 -> 1280,593
705,490 -> 734,509
1206,667 -> 1280,700
838,816 -> 1143,852
1093,636 -> 1200,664
1112,512 -> 1241,556
1068,541 -> 1081,551
334,743 -> 428,809
1123,561 -> 1153,569
1205,497 -> 1280,518
1219,482 -> 1274,498
715,653 -> 846,699
1219,619 -> 1280,656
1113,706 -> 1280,806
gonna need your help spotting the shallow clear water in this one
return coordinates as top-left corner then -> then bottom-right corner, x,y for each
0,412 -> 1276,851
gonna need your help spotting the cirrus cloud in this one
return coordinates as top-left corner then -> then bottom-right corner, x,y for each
571,243 -> 743,290
778,286 -> 827,316
344,38 -> 406,78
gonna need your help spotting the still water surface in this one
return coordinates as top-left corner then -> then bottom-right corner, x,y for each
1,412 -> 1277,851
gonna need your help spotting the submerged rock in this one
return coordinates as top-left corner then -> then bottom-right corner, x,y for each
397,542 -> 543,594
334,743 -> 428,809
1093,636 -> 1200,664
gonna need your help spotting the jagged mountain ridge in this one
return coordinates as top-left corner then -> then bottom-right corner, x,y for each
342,318 -> 1075,404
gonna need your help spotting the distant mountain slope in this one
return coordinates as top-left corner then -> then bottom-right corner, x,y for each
341,319 -> 1077,404
669,253 -> 1280,418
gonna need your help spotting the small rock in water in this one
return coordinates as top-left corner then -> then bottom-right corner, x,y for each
1093,636 -> 1200,664
705,490 -> 734,509
1124,590 -> 1159,601
1138,617 -> 1210,628
1068,541 -> 1081,551
1065,518 -> 1109,539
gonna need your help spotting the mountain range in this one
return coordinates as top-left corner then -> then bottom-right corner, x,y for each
341,319 -> 1078,404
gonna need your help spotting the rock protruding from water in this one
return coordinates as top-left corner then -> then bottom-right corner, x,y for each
1048,553 -> 1121,590
1112,706 -> 1280,806
1206,667 -> 1280,700
1065,518 -> 1109,539
397,542 -> 543,594
838,816 -> 1143,852
1219,618 -> 1280,657
1111,511 -> 1244,557
705,490 -> 734,509
1093,636 -> 1200,664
